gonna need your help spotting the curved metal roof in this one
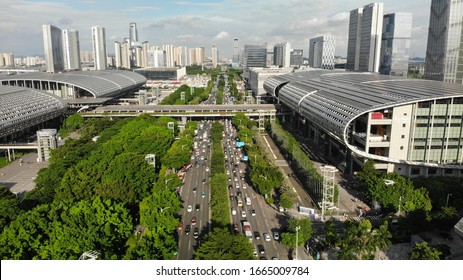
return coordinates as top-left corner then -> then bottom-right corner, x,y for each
267,71 -> 463,142
0,85 -> 68,138
0,70 -> 146,98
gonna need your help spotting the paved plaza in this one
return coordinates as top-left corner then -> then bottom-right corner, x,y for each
0,152 -> 48,199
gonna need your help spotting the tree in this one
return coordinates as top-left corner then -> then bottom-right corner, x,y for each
410,241 -> 442,260
194,228 -> 254,260
281,218 -> 314,249
0,186 -> 22,229
63,114 -> 84,130
432,207 -> 459,232
321,220 -> 339,249
336,220 -> 391,260
279,193 -> 294,209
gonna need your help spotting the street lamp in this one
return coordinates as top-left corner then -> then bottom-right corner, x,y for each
253,154 -> 257,164
160,206 -> 171,213
446,193 -> 453,207
295,226 -> 301,260
145,154 -> 156,175
165,177 -> 175,188
398,196 -> 403,217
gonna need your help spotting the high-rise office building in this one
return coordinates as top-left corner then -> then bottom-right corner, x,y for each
163,45 -> 175,67
114,41 -> 122,68
121,41 -> 131,69
211,44 -> 218,68
129,22 -> 138,47
273,42 -> 291,67
173,46 -> 187,66
309,35 -> 336,69
290,49 -> 303,66
91,26 -> 107,70
346,3 -> 384,72
42,24 -> 64,73
62,29 -> 81,71
232,38 -> 240,66
243,44 -> 267,70
2,53 -> 15,67
425,0 -> 463,84
379,13 -> 412,77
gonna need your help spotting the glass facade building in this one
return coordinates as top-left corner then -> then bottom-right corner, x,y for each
379,13 -> 412,77
424,0 -> 463,84
243,44 -> 267,70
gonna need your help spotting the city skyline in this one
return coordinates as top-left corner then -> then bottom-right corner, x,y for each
1,0 -> 431,58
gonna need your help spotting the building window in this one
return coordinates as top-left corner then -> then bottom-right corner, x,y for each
404,113 -> 407,116
401,135 -> 405,139
400,146 -> 404,150
444,169 -> 453,175
428,168 -> 437,175
402,124 -> 406,128
411,168 -> 420,175
398,167 -> 402,171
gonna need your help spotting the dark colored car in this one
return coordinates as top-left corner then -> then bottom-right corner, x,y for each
258,244 -> 265,254
185,225 -> 191,235
193,228 -> 199,239
195,204 -> 200,211
191,216 -> 197,225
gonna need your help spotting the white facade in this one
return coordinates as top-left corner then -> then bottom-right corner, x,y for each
91,26 -> 107,70
308,36 -> 336,69
249,67 -> 293,96
147,49 -> 165,67
62,29 -> 81,71
346,3 -> 384,72
211,44 -> 218,68
188,47 -> 205,65
273,42 -> 291,67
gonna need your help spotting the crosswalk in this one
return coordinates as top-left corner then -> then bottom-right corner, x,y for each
349,215 -> 383,222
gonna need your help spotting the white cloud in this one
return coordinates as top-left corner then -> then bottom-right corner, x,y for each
214,31 -> 229,40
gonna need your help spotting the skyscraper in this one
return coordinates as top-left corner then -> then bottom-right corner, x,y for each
211,44 -> 218,68
62,29 -> 81,71
379,13 -> 412,76
91,26 -> 107,70
424,0 -> 463,84
42,24 -> 64,73
129,22 -> 138,47
309,36 -> 336,69
232,38 -> 240,67
346,3 -> 384,72
114,41 -> 122,68
273,42 -> 291,67
290,49 -> 303,66
188,47 -> 205,65
243,44 -> 267,70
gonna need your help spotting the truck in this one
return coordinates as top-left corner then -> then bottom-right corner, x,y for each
243,221 -> 252,239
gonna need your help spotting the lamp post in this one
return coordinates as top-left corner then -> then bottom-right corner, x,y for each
295,226 -> 301,260
446,193 -> 453,207
253,154 -> 257,164
165,177 -> 175,188
145,154 -> 156,175
398,196 -> 403,217
160,206 -> 171,213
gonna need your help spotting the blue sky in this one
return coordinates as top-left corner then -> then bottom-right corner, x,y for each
1,0 -> 432,58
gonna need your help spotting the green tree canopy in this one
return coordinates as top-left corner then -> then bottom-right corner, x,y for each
194,228 -> 254,260
410,241 -> 442,260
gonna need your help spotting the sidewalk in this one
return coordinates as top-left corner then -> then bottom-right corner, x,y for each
0,152 -> 48,199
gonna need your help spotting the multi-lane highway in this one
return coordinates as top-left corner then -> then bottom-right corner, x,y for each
177,121 -> 212,260
176,119 -> 293,259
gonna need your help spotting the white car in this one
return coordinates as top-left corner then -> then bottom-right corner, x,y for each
235,184 -> 240,189
241,210 -> 246,218
187,205 -> 192,212
206,167 -> 210,172
263,233 -> 271,242
273,231 -> 280,241
231,208 -> 236,216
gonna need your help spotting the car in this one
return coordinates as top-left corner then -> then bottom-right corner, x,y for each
201,191 -> 206,198
253,247 -> 258,257
193,228 -> 199,239
228,177 -> 232,182
233,223 -> 239,233
200,156 -> 204,160
187,205 -> 192,212
185,225 -> 191,235
254,231 -> 260,239
176,221 -> 184,231
273,231 -> 280,241
235,183 -> 240,189
206,167 -> 210,172
230,195 -> 234,201
264,233 -> 271,242
259,256 -> 267,260
192,188 -> 197,194
191,216 -> 197,225
234,177 -> 238,182
202,178 -> 206,184
226,170 -> 230,175
271,257 -> 279,260
241,210 -> 246,218
228,184 -> 232,189
191,155 -> 195,160
239,169 -> 243,173
258,244 -> 265,254
251,209 -> 256,216
231,208 -> 237,215
237,191 -> 242,197
242,184 -> 247,189
195,204 -> 200,211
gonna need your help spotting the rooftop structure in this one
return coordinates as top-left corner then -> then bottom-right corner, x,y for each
0,70 -> 146,99
265,71 -> 463,177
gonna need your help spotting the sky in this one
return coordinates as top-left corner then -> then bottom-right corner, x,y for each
0,0 -> 432,59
